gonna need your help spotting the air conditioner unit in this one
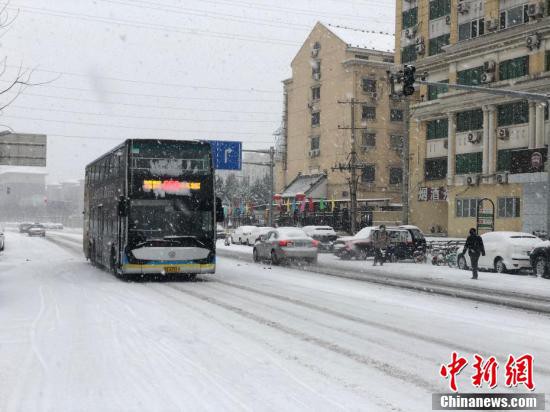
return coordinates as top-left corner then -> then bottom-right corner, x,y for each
467,131 -> 482,144
497,128 -> 510,140
526,33 -> 542,50
483,60 -> 496,72
370,91 -> 378,99
457,1 -> 470,14
415,35 -> 424,45
466,174 -> 480,186
445,15 -> 451,25
527,2 -> 545,18
486,18 -> 499,31
311,48 -> 319,57
415,43 -> 425,55
308,149 -> 320,158
307,102 -> 314,111
312,72 -> 321,81
495,172 -> 509,184
443,140 -> 448,149
481,72 -> 494,83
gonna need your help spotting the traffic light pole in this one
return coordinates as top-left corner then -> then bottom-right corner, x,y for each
401,96 -> 410,225
242,147 -> 275,226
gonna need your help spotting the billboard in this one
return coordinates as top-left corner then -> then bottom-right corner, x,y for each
0,133 -> 47,167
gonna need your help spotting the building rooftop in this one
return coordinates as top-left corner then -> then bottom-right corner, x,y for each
324,23 -> 395,53
281,173 -> 326,198
0,166 -> 47,175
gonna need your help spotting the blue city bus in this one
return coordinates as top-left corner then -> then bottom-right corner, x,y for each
83,139 -> 223,279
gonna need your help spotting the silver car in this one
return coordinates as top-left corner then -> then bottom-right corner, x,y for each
253,227 -> 319,265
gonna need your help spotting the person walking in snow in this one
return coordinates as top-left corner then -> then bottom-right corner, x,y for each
462,228 -> 485,280
372,225 -> 390,266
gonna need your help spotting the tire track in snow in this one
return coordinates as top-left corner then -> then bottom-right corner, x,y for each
149,284 -> 370,412
162,283 -> 440,394
213,278 -> 550,377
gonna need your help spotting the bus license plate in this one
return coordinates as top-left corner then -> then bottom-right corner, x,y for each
165,266 -> 180,273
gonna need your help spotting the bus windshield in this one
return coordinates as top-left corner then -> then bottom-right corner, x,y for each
129,199 -> 213,241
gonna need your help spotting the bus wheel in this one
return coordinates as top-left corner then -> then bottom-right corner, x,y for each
187,274 -> 197,281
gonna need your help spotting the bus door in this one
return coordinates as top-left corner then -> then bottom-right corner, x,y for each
97,204 -> 104,264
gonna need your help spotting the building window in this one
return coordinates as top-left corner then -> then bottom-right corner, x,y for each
456,109 -> 483,132
425,157 -> 447,180
428,80 -> 449,101
546,51 -> 550,72
312,61 -> 321,79
310,135 -> 320,151
429,0 -> 451,20
362,78 -> 376,93
499,56 -> 529,81
428,34 -> 450,56
311,86 -> 320,101
390,109 -> 403,122
459,18 -> 485,41
457,66 -> 484,86
401,45 -> 417,63
497,149 -> 513,171
498,197 -> 520,218
500,4 -> 529,30
383,57 -> 395,63
362,106 -> 376,121
361,165 -> 375,183
361,132 -> 376,148
427,118 -> 449,139
311,111 -> 320,127
389,167 -> 403,184
402,7 -> 418,29
456,152 -> 483,174
456,198 -> 479,218
390,134 -> 403,150
497,101 -> 528,126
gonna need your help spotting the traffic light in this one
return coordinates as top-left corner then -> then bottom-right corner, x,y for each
403,65 -> 416,96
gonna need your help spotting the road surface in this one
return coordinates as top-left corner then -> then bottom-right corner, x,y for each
0,231 -> 548,411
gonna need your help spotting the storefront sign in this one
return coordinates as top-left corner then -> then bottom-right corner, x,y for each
477,198 -> 495,233
418,187 -> 448,202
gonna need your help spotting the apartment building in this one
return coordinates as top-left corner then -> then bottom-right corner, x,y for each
276,22 -> 404,225
395,0 -> 550,236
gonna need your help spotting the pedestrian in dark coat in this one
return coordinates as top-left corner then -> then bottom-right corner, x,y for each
462,228 -> 485,279
372,225 -> 390,266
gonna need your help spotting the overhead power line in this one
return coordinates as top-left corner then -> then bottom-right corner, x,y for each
6,65 -> 280,94
1,114 -> 276,136
0,80 -> 282,103
10,104 -> 279,124
10,5 -> 299,47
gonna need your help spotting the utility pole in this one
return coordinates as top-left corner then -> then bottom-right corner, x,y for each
241,146 -> 275,226
333,98 -> 369,234
401,96 -> 410,225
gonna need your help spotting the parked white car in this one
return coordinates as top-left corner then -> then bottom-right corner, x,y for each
230,225 -> 257,245
458,231 -> 543,273
244,226 -> 272,246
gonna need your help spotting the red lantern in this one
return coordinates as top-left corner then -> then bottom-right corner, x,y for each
273,193 -> 282,201
295,192 -> 306,202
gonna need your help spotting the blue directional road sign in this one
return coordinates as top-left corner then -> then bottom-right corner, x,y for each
210,140 -> 242,170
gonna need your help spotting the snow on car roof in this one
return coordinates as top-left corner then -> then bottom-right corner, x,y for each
482,231 -> 537,239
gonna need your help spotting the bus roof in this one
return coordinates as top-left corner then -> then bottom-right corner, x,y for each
85,139 -> 211,170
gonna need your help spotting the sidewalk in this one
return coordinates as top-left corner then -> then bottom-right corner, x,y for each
217,241 -> 550,313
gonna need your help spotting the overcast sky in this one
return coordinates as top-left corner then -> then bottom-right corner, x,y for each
2,0 -> 395,183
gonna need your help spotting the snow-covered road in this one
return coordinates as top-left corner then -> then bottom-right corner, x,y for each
0,231 -> 548,411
